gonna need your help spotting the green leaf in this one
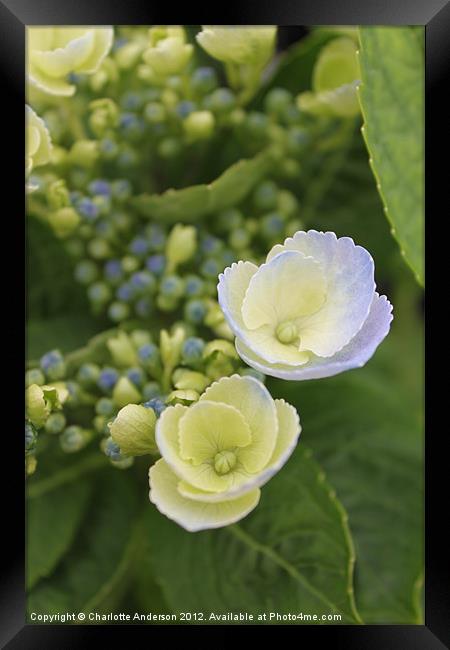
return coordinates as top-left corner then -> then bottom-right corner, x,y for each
27,469 -> 141,617
27,480 -> 93,590
145,446 -> 362,624
132,149 -> 273,222
270,294 -> 423,623
252,30 -> 335,107
357,27 -> 424,286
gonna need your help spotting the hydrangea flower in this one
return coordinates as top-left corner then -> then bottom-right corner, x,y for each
218,230 -> 393,380
27,27 -> 114,96
26,105 -> 52,186
149,374 -> 300,531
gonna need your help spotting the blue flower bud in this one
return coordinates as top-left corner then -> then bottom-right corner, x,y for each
144,102 -> 166,124
126,367 -> 146,387
182,337 -> 205,367
60,426 -> 92,453
40,350 -> 66,381
200,258 -> 221,279
229,228 -> 251,250
104,259 -> 124,283
146,254 -> 166,275
25,421 -> 38,452
145,224 -> 166,252
77,363 -> 101,387
119,112 -> 146,140
287,126 -> 311,155
111,179 -> 132,201
138,343 -> 161,366
78,197 -> 100,221
92,195 -> 112,216
184,298 -> 207,324
116,282 -> 136,302
88,282 -> 112,305
185,275 -> 205,297
88,179 -> 111,197
135,297 -> 154,318
261,212 -> 286,239
205,88 -> 235,113
201,235 -> 223,255
99,138 -> 119,160
98,367 -> 119,393
130,271 -> 157,294
176,100 -> 197,118
143,397 -> 166,418
160,274 -> 184,299
108,301 -> 130,322
96,397 -> 115,417
191,67 -> 218,95
121,91 -> 145,111
103,436 -> 123,461
253,180 -> 279,211
25,368 -> 45,387
44,412 -> 66,435
142,381 -> 161,401
129,237 -> 149,257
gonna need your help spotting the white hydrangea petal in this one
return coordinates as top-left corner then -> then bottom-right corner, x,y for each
200,375 -> 278,473
269,399 -> 302,469
32,31 -> 95,78
236,293 -> 393,380
75,27 -> 114,73
178,400 -> 252,464
267,231 -> 375,357
28,69 -> 76,96
241,250 -> 327,330
217,260 -> 258,340
149,459 -> 260,532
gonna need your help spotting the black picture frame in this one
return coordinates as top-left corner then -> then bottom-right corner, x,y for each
3,1 -> 444,646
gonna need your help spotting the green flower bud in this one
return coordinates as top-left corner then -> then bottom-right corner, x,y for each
26,384 -> 50,428
94,415 -> 109,434
166,225 -> 197,273
109,403 -> 157,456
143,30 -> 193,77
172,369 -> 210,393
115,40 -> 146,70
183,111 -> 215,141
166,389 -> 200,406
47,207 -> 80,238
46,179 -> 70,210
69,140 -> 100,168
297,37 -> 360,118
160,326 -> 185,373
204,300 -> 234,340
196,26 -> 276,68
130,329 -> 152,349
203,339 -> 238,361
121,255 -> 140,273
44,412 -> 66,435
107,332 -> 139,368
277,190 -> 299,218
112,376 -> 141,408
25,368 -> 45,387
26,455 -> 37,476
110,456 -> 135,470
77,363 -> 101,387
108,301 -> 131,322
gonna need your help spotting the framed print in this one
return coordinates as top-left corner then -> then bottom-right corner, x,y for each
0,0 -> 445,646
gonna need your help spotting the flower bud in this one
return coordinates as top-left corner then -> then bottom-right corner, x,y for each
95,397 -> 115,417
47,179 -> 70,210
183,111 -> 215,141
130,329 -> 152,348
181,337 -> 205,368
109,403 -> 157,455
26,455 -> 37,476
26,105 -> 52,182
160,326 -> 186,372
88,99 -> 119,138
143,30 -> 193,77
69,140 -> 100,168
60,426 -> 92,453
137,343 -> 162,377
107,332 -> 139,368
25,420 -> 38,453
196,27 -> 276,68
108,301 -> 131,322
172,369 -> 210,393
47,207 -> 81,238
97,367 -> 119,393
165,225 -> 197,272
45,412 -> 67,435
112,376 -> 141,408
25,368 -> 45,387
142,381 -> 161,401
40,350 -> 66,381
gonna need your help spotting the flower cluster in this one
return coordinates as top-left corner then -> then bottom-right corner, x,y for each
26,26 -> 392,532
